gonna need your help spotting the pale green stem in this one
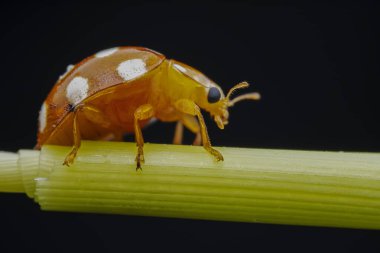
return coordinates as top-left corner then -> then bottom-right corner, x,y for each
0,141 -> 380,229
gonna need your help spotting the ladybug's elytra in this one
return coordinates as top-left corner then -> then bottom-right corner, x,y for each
36,46 -> 260,170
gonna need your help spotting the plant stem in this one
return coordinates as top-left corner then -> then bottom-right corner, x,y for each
1,141 -> 380,229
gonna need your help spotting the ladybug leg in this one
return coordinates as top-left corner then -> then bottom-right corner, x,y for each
63,104 -> 113,166
63,106 -> 82,166
174,99 -> 223,162
134,104 -> 155,171
173,121 -> 184,145
193,132 -> 202,146
173,115 -> 201,145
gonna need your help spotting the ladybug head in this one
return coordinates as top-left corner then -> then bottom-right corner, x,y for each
168,60 -> 260,130
207,81 -> 260,129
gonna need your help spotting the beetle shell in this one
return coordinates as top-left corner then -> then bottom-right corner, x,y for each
37,47 -> 165,148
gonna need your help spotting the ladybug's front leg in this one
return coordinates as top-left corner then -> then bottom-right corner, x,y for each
174,99 -> 223,162
134,104 -> 155,171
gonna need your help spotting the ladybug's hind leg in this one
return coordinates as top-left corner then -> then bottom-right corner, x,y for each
63,106 -> 82,166
63,104 -> 119,166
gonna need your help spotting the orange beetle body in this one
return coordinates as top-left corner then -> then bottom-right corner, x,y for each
37,46 -> 260,169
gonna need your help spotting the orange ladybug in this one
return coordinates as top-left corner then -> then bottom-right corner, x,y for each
36,46 -> 260,170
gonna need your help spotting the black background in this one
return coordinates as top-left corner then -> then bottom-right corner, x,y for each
0,1 -> 379,252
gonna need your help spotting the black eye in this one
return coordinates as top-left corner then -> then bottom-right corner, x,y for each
207,87 -> 221,103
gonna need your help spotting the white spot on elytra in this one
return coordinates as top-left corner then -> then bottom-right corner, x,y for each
95,47 -> 119,58
66,76 -> 89,106
117,59 -> 147,81
39,102 -> 47,132
59,64 -> 74,80
173,63 -> 187,73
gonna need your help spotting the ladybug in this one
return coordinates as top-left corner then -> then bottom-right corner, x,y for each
36,46 -> 260,170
